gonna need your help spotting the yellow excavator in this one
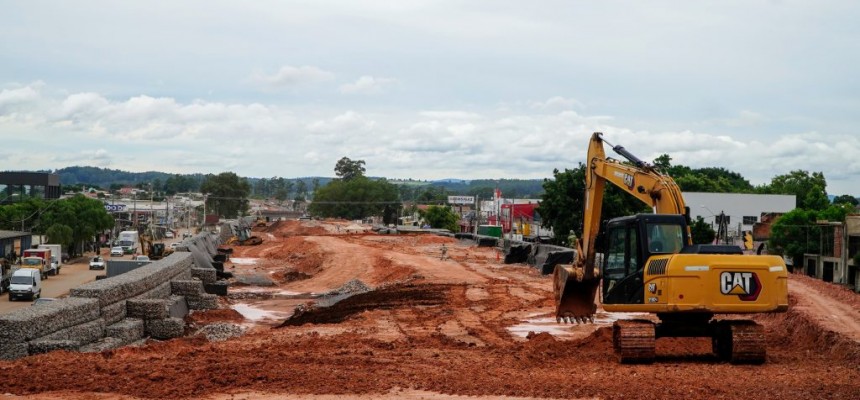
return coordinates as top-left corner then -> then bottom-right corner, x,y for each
554,132 -> 788,363
139,230 -> 174,260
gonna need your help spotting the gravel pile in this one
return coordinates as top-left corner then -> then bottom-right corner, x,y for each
195,323 -> 246,342
324,279 -> 372,296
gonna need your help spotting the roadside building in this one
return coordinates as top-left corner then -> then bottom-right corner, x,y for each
684,192 -> 796,242
0,230 -> 32,261
802,214 -> 860,292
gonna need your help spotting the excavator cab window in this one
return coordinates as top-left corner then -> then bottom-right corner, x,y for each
602,221 -> 642,304
645,223 -> 684,255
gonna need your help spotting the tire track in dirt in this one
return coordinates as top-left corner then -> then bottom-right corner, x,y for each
788,278 -> 860,343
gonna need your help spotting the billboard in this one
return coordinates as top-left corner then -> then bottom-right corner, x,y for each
447,196 -> 475,205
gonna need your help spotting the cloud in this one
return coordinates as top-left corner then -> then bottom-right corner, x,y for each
2,82 -> 859,195
530,96 -> 585,111
418,111 -> 482,120
339,76 -> 397,94
247,65 -> 334,89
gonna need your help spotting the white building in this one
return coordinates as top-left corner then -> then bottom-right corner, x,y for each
683,192 -> 796,237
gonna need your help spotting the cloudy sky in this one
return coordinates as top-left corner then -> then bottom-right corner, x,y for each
1,1 -> 858,195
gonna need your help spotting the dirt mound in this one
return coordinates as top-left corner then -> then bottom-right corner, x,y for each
279,283 -> 451,327
790,273 -> 860,308
268,219 -> 330,236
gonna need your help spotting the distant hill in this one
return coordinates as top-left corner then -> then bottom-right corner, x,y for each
44,166 -> 546,198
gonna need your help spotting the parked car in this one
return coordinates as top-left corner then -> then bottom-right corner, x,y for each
165,231 -> 174,238
170,242 -> 180,249
61,252 -> 71,263
134,255 -> 150,262
110,247 -> 124,257
89,256 -> 105,270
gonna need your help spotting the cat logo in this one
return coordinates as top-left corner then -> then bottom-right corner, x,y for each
719,271 -> 762,301
613,171 -> 635,190
622,173 -> 634,189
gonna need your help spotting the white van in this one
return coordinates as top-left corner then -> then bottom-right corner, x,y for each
9,268 -> 42,301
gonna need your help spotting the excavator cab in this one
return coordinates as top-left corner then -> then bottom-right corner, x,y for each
601,214 -> 688,305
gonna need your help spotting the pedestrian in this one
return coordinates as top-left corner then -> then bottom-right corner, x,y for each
440,243 -> 448,261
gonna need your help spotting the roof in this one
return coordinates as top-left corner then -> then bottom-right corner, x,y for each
0,230 -> 30,240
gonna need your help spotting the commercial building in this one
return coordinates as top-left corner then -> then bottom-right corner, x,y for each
683,192 -> 796,240
0,172 -> 61,205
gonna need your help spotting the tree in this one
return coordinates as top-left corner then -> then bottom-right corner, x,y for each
761,170 -> 829,211
421,205 -> 460,232
538,165 -> 647,245
653,154 -> 753,193
199,172 -> 251,218
768,208 -> 820,269
833,194 -> 859,206
309,176 -> 400,223
334,157 -> 366,181
45,223 -> 74,251
690,217 -> 716,244
40,195 -> 114,256
294,180 -> 307,202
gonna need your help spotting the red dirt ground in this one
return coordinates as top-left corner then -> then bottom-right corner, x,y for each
0,219 -> 858,400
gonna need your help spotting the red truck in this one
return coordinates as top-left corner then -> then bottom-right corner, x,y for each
21,248 -> 52,279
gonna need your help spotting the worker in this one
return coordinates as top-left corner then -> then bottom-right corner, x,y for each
440,243 -> 448,261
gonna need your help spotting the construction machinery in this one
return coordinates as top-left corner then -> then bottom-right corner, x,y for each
139,230 -> 174,260
227,219 -> 263,246
553,132 -> 788,363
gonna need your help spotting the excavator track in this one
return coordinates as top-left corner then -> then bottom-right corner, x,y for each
712,320 -> 766,364
613,319 -> 655,364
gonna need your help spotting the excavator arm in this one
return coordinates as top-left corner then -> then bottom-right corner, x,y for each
554,132 -> 690,322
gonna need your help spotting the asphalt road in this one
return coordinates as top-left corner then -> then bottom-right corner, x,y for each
0,250 -> 139,314
0,229 -> 194,314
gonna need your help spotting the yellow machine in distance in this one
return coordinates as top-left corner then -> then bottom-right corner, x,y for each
553,132 -> 788,364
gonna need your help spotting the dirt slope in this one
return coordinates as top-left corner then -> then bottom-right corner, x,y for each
0,220 -> 858,400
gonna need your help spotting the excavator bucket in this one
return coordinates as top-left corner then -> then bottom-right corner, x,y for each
553,264 -> 600,323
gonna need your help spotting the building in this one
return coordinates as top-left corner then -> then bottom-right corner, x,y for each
0,230 -> 32,260
684,192 -> 796,240
803,215 -> 860,292
0,172 -> 61,205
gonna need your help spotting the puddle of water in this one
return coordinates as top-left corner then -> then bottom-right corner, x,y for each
231,303 -> 291,321
231,258 -> 259,265
506,312 -> 650,338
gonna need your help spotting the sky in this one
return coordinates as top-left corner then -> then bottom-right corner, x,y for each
1,0 -> 859,196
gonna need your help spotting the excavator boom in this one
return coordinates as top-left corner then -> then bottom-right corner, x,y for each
554,132 -> 690,322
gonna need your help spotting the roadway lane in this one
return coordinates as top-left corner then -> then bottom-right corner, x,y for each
0,253 -> 110,313
0,228 -> 194,314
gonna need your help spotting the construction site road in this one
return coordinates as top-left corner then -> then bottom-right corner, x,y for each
0,219 -> 857,400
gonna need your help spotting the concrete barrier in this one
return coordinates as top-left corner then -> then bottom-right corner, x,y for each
0,231 -> 224,360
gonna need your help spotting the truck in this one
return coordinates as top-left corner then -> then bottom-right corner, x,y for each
21,248 -> 52,279
38,244 -> 63,275
118,230 -> 139,254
